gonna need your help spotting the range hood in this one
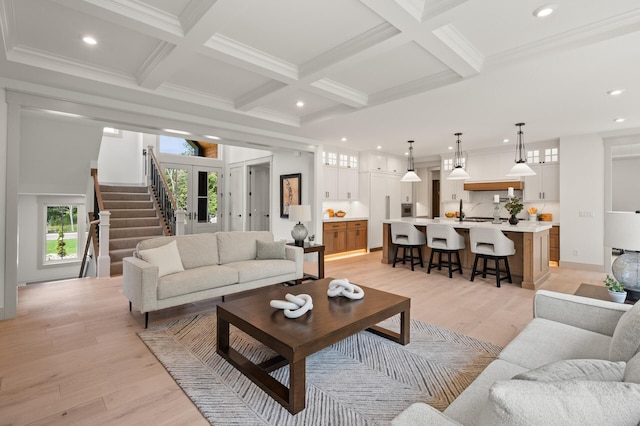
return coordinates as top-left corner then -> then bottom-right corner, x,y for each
463,181 -> 524,191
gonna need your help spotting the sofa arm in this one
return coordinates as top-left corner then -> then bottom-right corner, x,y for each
122,256 -> 160,313
534,290 -> 631,336
392,403 -> 462,426
285,245 -> 304,279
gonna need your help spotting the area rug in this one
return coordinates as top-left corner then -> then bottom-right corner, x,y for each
138,314 -> 501,425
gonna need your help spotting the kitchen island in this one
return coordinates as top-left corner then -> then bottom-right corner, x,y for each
382,218 -> 552,290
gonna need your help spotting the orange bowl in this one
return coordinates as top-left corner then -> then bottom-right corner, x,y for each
444,212 -> 455,218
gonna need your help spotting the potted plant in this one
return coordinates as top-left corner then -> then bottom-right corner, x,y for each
504,197 -> 524,225
604,274 -> 627,303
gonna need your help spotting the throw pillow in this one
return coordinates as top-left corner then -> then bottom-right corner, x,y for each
138,240 -> 184,277
624,351 -> 640,384
256,240 -> 286,260
512,359 -> 625,382
478,380 -> 640,426
610,302 -> 640,362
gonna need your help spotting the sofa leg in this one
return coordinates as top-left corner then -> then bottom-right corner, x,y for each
222,295 -> 225,302
145,312 -> 149,329
129,301 -> 132,312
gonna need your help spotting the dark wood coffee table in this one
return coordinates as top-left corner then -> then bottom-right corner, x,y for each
216,278 -> 410,414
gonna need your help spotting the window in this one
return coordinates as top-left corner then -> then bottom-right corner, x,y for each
545,147 -> 559,162
339,153 -> 349,167
160,135 -> 197,156
526,149 -> 540,164
323,151 -> 337,166
348,155 -> 358,169
103,127 -> 122,137
40,197 -> 86,266
443,158 -> 453,171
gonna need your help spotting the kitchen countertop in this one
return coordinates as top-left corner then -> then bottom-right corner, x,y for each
383,217 -> 552,233
322,216 -> 368,222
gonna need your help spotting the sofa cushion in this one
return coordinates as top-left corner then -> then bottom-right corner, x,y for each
444,360 -> 527,426
225,259 -> 296,282
624,352 -> 640,384
498,318 -> 611,370
157,265 -> 238,300
136,234 -> 218,269
217,231 -> 273,264
138,240 -> 184,277
256,240 -> 286,260
610,302 -> 640,362
478,380 -> 640,426
512,359 -> 625,382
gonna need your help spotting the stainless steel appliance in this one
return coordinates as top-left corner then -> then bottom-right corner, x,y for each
401,203 -> 413,217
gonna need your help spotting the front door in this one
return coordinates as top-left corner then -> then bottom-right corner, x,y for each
248,164 -> 270,231
163,163 -> 223,234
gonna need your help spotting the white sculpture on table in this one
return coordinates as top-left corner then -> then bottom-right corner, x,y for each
327,278 -> 365,300
270,293 -> 313,318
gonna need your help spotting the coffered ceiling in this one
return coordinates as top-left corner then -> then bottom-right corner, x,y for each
1,0 -> 640,159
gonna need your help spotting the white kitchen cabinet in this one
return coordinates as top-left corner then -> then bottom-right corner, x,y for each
466,151 -> 516,182
361,151 -> 404,174
386,156 -> 404,174
400,181 -> 413,203
368,172 -> 401,249
439,155 -> 469,202
323,166 -> 339,200
338,168 -> 359,200
524,163 -> 559,201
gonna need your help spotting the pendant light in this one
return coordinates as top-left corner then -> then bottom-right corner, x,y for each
448,132 -> 470,180
401,140 -> 421,182
506,123 -> 536,177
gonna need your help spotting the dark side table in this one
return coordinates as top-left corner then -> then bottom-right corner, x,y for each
574,283 -> 636,305
287,242 -> 325,282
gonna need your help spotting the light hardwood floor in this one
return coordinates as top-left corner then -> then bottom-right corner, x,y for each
0,252 -> 607,425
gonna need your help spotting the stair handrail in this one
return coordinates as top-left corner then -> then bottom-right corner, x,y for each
79,217 -> 100,278
91,168 -> 105,220
146,147 -> 177,235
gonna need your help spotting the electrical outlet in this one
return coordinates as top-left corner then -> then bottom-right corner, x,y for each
573,249 -> 579,256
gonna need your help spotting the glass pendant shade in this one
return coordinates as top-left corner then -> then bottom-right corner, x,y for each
448,132 -> 470,180
401,140 -> 422,182
507,123 -> 536,177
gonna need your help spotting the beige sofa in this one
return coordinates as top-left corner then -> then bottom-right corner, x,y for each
122,231 -> 303,327
393,290 -> 640,426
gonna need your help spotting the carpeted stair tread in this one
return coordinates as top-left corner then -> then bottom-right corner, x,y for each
102,200 -> 154,210
101,192 -> 152,202
110,235 -> 162,250
111,217 -> 162,228
110,225 -> 163,239
110,261 -> 123,276
109,209 -> 158,218
100,185 -> 148,193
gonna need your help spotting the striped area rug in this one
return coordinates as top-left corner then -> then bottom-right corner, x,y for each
138,314 -> 501,425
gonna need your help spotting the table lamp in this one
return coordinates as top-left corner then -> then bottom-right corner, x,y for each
289,205 -> 311,247
604,211 -> 640,301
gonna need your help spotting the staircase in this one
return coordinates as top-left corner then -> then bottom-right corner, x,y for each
100,185 -> 165,275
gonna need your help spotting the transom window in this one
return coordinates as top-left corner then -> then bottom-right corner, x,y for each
545,147 -> 559,162
526,149 -> 540,164
443,158 -> 453,171
323,151 -> 337,166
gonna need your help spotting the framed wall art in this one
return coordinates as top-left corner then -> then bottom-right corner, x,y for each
280,173 -> 301,218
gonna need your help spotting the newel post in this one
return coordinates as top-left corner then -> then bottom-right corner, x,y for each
175,210 -> 185,236
97,211 -> 111,278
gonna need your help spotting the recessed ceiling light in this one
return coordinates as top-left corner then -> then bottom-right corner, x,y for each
503,138 -> 510,143
205,135 -> 221,140
296,101 -> 304,108
614,118 -> 626,123
44,109 -> 83,118
607,89 -> 624,96
533,4 -> 557,18
163,128 -> 191,135
341,137 -> 347,142
82,35 -> 97,45
404,152 -> 409,156
376,146 -> 382,150
448,146 -> 453,150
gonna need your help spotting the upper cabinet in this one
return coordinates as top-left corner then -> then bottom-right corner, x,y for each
361,151 -> 404,175
523,145 -> 560,201
440,155 -> 469,202
465,151 -> 518,182
322,148 -> 359,201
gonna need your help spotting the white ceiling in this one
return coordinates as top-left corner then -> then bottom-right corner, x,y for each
1,0 -> 640,160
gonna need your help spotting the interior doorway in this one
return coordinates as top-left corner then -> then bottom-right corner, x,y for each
248,163 -> 270,231
163,163 -> 223,234
432,179 -> 440,218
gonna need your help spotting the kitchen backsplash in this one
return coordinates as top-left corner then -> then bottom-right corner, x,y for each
321,200 -> 369,218
442,198 -> 560,222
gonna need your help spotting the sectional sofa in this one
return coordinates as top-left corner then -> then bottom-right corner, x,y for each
393,290 -> 640,425
122,231 -> 303,327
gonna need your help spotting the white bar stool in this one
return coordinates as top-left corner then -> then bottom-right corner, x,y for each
469,227 -> 515,287
426,224 -> 465,278
391,222 -> 426,271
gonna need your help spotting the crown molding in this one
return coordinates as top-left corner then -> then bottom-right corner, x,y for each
432,24 -> 484,74
394,0 -> 424,22
179,0 -> 219,35
0,0 -> 17,52
310,78 -> 368,108
135,41 -> 176,88
234,80 -> 288,111
301,104 -> 356,126
369,69 -> 461,106
205,33 -> 298,82
79,0 -> 183,36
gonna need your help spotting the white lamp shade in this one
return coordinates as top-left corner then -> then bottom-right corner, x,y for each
605,211 -> 640,251
401,170 -> 421,182
288,204 -> 311,222
448,167 -> 470,180
506,162 -> 536,177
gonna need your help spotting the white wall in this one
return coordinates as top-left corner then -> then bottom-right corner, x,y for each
0,90 -> 6,311
612,156 -> 640,211
19,112 -> 103,194
97,130 -> 145,185
559,134 -> 605,267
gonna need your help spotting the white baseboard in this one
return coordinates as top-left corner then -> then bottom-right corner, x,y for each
558,261 -> 604,272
